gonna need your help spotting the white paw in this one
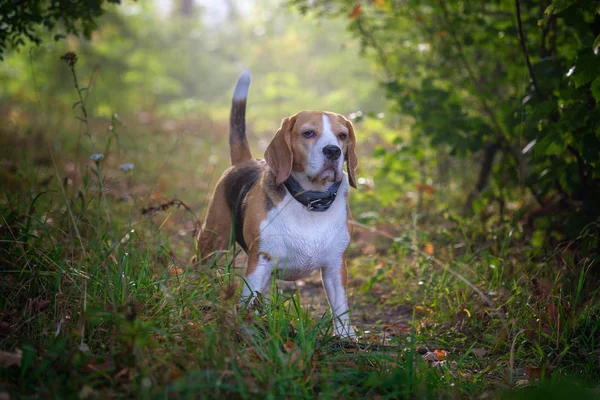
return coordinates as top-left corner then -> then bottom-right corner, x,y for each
334,323 -> 357,341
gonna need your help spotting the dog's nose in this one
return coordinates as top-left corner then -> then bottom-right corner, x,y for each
323,145 -> 341,160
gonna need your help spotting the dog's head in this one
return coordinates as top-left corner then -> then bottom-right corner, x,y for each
264,111 -> 358,188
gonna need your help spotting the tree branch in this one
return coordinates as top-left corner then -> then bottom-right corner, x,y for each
515,0 -> 541,96
464,143 -> 500,212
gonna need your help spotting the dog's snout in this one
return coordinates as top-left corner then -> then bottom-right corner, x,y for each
323,145 -> 341,160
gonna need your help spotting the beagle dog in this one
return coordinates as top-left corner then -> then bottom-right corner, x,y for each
199,70 -> 358,338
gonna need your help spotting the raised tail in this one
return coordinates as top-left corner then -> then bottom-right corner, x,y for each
229,69 -> 252,165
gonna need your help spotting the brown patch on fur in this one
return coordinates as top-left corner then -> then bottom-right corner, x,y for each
334,114 -> 358,188
264,116 -> 296,185
289,112 -> 324,174
263,170 -> 286,208
242,183 -> 268,276
199,177 -> 234,263
245,248 -> 260,277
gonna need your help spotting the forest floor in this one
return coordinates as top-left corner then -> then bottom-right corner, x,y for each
1,112 -> 599,399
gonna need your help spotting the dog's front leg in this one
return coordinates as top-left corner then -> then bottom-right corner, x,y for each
321,257 -> 356,340
241,252 -> 273,307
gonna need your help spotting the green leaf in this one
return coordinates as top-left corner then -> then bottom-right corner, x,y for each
593,33 -> 600,53
570,53 -> 600,88
532,230 -> 546,248
591,77 -> 600,104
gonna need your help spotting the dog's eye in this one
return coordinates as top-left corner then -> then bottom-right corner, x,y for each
338,133 -> 348,140
303,130 -> 316,138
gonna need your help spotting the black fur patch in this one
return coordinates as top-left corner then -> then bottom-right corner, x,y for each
229,99 -> 247,145
224,160 -> 266,253
263,170 -> 286,208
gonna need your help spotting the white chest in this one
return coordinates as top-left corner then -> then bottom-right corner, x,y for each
258,186 -> 350,280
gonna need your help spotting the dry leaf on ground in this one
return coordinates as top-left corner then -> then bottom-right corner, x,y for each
434,349 -> 447,361
423,243 -> 434,255
422,349 -> 449,368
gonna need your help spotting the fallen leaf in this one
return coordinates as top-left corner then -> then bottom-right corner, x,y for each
0,349 -> 21,368
423,243 -> 434,255
349,4 -> 362,19
434,349 -> 447,361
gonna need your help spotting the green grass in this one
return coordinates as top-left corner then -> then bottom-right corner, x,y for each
1,74 -> 600,400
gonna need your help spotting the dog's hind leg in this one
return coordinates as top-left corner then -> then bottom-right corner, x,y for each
199,181 -> 233,265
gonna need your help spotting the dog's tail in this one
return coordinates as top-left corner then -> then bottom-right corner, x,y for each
229,69 -> 252,165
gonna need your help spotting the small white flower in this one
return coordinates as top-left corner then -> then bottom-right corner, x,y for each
119,163 -> 134,171
90,153 -> 104,161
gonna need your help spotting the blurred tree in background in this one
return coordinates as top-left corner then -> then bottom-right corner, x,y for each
294,0 -> 600,249
0,0 -> 124,60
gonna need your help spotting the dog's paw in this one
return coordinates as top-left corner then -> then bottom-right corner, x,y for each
334,323 -> 358,342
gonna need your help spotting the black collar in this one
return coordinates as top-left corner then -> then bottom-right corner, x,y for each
284,176 -> 342,212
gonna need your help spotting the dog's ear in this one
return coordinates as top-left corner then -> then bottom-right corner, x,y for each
265,116 -> 296,185
341,116 -> 358,188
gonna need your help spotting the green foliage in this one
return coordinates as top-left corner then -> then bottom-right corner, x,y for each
0,0 -> 124,60
294,0 -> 600,244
